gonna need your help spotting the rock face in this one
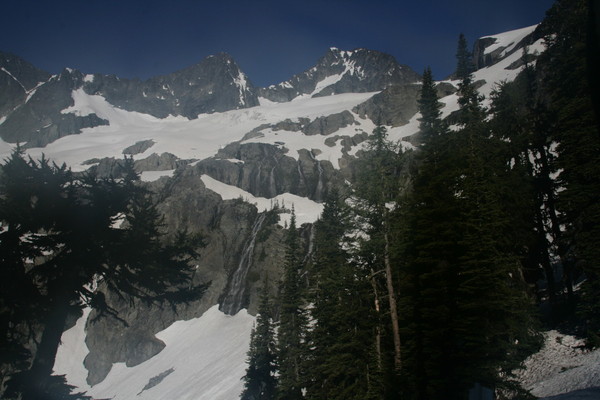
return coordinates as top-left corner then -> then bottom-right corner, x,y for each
0,53 -> 259,147
0,68 -> 109,147
0,51 -> 51,119
84,53 -> 259,118
83,170 -> 291,385
353,84 -> 421,127
197,141 -> 343,201
258,47 -> 420,102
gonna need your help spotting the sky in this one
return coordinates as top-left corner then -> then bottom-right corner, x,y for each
1,0 -> 556,86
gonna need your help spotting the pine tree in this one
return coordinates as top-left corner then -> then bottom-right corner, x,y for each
242,280 -> 277,400
276,212 -> 306,400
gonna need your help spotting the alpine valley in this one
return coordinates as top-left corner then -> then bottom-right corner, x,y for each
1,1 -> 600,399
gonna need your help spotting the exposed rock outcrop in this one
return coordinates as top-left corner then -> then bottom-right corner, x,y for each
258,48 -> 420,102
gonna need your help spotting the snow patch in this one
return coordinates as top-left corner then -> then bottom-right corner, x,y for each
234,71 -> 249,105
53,308 -> 92,389
140,169 -> 175,182
53,305 -> 255,400
309,73 -> 343,97
1,67 -> 27,92
200,174 -> 323,225
482,25 -> 538,57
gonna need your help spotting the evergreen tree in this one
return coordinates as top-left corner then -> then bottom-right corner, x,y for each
455,33 -> 474,81
242,280 -> 277,400
403,41 -> 541,399
353,125 -> 408,376
276,212 -> 306,400
304,189 -> 376,400
538,0 -> 600,342
489,65 -> 565,310
0,151 -> 206,399
417,67 -> 447,144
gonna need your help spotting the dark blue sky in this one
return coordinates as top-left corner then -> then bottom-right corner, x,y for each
1,0 -> 555,86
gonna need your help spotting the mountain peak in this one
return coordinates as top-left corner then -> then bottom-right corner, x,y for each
258,47 -> 420,102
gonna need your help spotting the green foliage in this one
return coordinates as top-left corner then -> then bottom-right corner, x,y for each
276,212 -> 307,400
418,67 -> 447,143
398,37 -> 542,399
538,0 -> 600,339
242,282 -> 278,400
303,189 -> 377,400
455,33 -> 474,81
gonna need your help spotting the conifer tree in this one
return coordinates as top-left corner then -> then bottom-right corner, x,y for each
455,33 -> 473,81
242,280 -> 277,400
489,65 -> 564,309
538,0 -> 600,342
403,40 -> 541,399
353,125 -> 407,375
417,67 -> 446,144
276,212 -> 306,400
304,189 -> 376,400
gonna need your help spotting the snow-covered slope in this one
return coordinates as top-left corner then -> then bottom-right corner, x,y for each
0,90 -> 378,173
54,306 -> 255,400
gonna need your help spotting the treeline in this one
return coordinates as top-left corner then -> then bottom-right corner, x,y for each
240,0 -> 600,399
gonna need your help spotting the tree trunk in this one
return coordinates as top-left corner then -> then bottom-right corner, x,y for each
384,228 -> 402,372
369,268 -> 382,370
23,293 -> 71,400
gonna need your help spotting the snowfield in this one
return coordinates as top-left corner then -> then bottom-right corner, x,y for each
3,90 -> 379,173
54,306 -> 255,400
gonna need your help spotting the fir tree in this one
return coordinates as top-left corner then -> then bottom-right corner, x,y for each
538,0 -> 600,342
242,280 -> 277,400
403,40 -> 541,398
417,67 -> 447,144
489,65 -> 565,310
455,33 -> 474,81
304,189 -> 376,400
276,212 -> 306,400
353,125 -> 408,375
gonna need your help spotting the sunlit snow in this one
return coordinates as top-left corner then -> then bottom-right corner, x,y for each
482,25 -> 537,57
1,89 -> 377,173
